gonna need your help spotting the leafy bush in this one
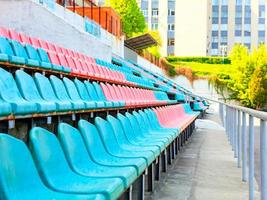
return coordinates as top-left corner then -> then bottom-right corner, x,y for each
166,56 -> 231,64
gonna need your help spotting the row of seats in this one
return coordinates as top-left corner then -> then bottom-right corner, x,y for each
0,104 -> 198,199
0,68 -> 174,117
100,83 -> 175,107
193,101 -> 208,112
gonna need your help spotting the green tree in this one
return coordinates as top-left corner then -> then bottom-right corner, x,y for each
106,0 -> 146,37
248,65 -> 267,109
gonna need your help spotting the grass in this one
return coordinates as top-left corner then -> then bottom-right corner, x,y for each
170,61 -> 238,78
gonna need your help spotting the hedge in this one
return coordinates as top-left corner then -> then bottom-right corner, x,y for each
166,56 -> 231,64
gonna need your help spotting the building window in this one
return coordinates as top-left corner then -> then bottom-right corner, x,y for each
235,18 -> 242,24
212,0 -> 219,5
259,30 -> 265,37
212,42 -> 218,49
212,17 -> 219,24
244,43 -> 251,49
168,9 -> 175,16
212,31 -> 218,36
168,38 -> 175,46
151,23 -> 158,30
142,9 -> 148,17
152,8 -> 158,16
236,0 -> 242,5
245,18 -> 251,24
245,0 -> 251,5
168,24 -> 175,31
221,0 -> 228,5
244,30 -> 251,36
235,30 -> 242,36
221,17 -> 228,24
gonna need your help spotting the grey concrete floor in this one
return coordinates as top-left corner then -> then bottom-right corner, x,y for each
146,106 -> 260,200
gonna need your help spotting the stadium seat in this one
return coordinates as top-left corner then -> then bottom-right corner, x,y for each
0,68 -> 38,115
84,81 -> 106,108
0,36 -> 25,64
0,27 -> 10,38
58,122 -> 137,188
63,77 -> 95,110
0,134 -> 105,200
95,117 -> 154,166
29,127 -> 125,200
34,73 -> 73,112
78,120 -> 147,175
50,75 -> 84,111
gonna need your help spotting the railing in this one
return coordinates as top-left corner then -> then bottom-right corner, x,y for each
201,97 -> 267,200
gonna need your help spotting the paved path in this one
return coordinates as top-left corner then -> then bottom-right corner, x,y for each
146,106 -> 260,200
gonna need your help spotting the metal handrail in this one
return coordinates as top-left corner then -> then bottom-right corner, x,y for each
198,95 -> 266,200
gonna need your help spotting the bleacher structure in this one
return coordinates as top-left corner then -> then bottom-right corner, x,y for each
0,25 -> 208,200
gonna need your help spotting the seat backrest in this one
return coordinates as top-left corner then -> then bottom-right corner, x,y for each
0,68 -> 25,101
106,115 -> 128,144
57,123 -> 95,170
30,37 -> 41,48
0,134 -> 48,199
15,70 -> 43,101
0,36 -> 15,56
84,81 -> 100,101
34,73 -> 58,101
50,75 -> 71,101
0,27 -> 10,38
29,127 -> 74,185
78,120 -> 110,159
92,82 -> 107,101
37,48 -> 51,63
74,79 -> 91,101
57,54 -> 69,68
9,30 -> 22,42
63,77 -> 82,101
116,113 -> 137,139
39,40 -> 49,50
10,40 -> 29,59
25,44 -> 41,61
47,51 -> 60,66
20,33 -> 31,45
46,42 -> 56,52
100,83 -> 113,101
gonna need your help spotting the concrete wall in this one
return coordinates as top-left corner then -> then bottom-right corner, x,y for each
0,0 -> 112,61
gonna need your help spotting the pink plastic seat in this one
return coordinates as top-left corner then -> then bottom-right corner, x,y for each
20,33 -> 31,45
39,40 -> 49,51
9,29 -> 22,42
30,37 -> 41,48
47,42 -> 56,52
0,27 -> 10,38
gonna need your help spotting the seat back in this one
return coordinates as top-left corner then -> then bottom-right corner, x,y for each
10,40 -> 29,59
84,81 -> 100,101
78,120 -> 109,159
74,79 -> 91,101
63,77 -> 82,101
50,75 -> 70,101
30,37 -> 41,48
0,27 -> 10,38
92,82 -> 107,101
20,33 -> 31,45
0,134 -> 47,199
106,115 -> 128,144
0,36 -> 15,56
34,73 -> 58,101
29,127 -> 73,185
58,123 -> 94,170
15,70 -> 43,101
9,30 -> 22,42
0,68 -> 25,102
25,44 -> 41,61
37,48 -> 51,63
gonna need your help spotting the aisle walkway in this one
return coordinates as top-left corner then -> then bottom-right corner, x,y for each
146,106 -> 260,200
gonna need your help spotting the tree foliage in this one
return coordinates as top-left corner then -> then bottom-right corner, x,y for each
106,0 -> 146,38
228,44 -> 267,109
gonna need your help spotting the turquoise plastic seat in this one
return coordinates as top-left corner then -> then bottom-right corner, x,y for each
124,113 -> 168,150
0,36 -> 25,64
0,134 -> 104,200
137,110 -> 177,140
37,48 -> 53,70
25,44 -> 51,69
78,120 -> 146,175
117,113 -> 165,152
0,98 -> 12,117
50,75 -> 84,111
92,82 -> 119,107
58,122 -> 137,188
106,115 -> 161,158
15,70 -> 56,113
34,73 -> 73,112
29,127 -> 124,200
74,79 -> 97,108
84,81 -> 108,108
10,40 -> 39,67
63,77 -> 95,110
95,117 -> 154,166
0,68 -> 38,115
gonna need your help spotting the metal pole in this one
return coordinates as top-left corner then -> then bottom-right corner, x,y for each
249,115 -> 254,200
238,110 -> 241,168
234,109 -> 238,158
242,112 -> 247,182
260,120 -> 267,200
